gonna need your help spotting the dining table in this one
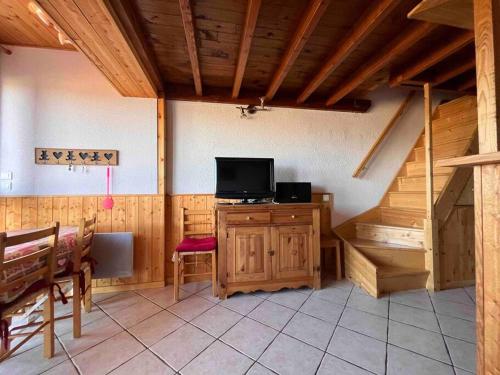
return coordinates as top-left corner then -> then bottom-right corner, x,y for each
1,226 -> 79,305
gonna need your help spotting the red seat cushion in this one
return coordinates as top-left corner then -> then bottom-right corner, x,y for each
176,237 -> 217,252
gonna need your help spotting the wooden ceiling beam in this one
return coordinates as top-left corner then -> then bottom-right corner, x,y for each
105,0 -> 163,94
166,85 -> 371,113
265,0 -> 330,101
325,22 -> 438,107
37,0 -> 158,97
179,0 -> 202,96
408,0 -> 473,30
296,0 -> 399,104
389,30 -> 474,87
232,0 -> 262,99
432,54 -> 475,85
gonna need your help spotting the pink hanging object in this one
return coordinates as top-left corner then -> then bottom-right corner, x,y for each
103,166 -> 114,209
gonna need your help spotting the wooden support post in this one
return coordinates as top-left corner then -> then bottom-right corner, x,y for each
423,83 -> 440,291
157,97 -> 166,195
473,1 -> 500,373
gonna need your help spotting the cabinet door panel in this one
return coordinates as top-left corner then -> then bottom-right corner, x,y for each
227,227 -> 271,283
272,225 -> 313,279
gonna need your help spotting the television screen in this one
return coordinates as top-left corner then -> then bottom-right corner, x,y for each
215,157 -> 274,199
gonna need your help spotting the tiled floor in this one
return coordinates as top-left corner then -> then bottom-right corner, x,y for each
0,279 -> 477,375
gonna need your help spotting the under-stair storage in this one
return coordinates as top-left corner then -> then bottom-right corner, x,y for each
337,96 -> 478,297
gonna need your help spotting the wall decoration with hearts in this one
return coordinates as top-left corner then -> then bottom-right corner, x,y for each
35,148 -> 119,166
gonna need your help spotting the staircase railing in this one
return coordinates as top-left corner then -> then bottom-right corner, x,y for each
352,90 -> 415,177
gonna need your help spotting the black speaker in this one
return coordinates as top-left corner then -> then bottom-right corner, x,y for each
275,182 -> 312,203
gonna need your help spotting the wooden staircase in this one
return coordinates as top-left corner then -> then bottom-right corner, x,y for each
336,96 -> 478,297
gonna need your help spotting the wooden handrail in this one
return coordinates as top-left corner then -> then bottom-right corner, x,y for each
352,90 -> 415,177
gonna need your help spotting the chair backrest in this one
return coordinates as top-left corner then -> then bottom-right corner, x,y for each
72,216 -> 96,272
180,208 -> 215,239
0,223 -> 60,296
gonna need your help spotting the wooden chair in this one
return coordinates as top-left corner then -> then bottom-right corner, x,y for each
173,208 -> 217,301
54,217 -> 96,338
0,223 -> 59,361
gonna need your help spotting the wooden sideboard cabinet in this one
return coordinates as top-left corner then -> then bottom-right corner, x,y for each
216,203 -> 321,299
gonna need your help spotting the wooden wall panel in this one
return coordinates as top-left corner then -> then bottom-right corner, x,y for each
0,194 -> 165,293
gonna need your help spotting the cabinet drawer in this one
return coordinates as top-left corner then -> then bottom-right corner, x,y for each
226,212 -> 270,225
272,210 -> 313,225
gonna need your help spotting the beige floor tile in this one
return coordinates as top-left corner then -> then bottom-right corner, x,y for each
97,292 -> 145,315
92,291 -> 123,304
0,341 -> 68,375
339,307 -> 388,341
248,300 -> 295,330
246,362 -> 275,375
390,289 -> 434,311
72,331 -> 144,375
108,298 -> 163,328
347,293 -> 389,318
168,295 -> 215,321
299,296 -> 344,324
42,359 -> 79,375
317,354 -> 372,375
283,311 -> 335,350
196,286 -> 221,304
181,340 -> 253,375
328,326 -> 386,375
137,286 -> 192,308
180,280 -> 212,294
387,345 -> 454,375
59,316 -> 123,357
150,323 -> 214,371
55,304 -> 106,336
267,289 -> 308,310
129,310 -> 185,347
388,320 -> 451,364
445,336 -> 476,373
221,317 -> 278,360
437,314 -> 476,343
191,305 -> 242,337
219,293 -> 264,315
259,333 -> 323,375
110,350 -> 175,374
389,302 -> 440,333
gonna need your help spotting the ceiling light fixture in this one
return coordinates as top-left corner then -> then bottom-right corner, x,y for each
236,97 -> 270,119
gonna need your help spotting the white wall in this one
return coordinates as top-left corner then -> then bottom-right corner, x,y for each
167,89 -> 435,226
0,47 -> 157,196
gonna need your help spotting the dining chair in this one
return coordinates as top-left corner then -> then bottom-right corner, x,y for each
0,223 -> 60,361
54,216 -> 96,338
172,208 -> 217,301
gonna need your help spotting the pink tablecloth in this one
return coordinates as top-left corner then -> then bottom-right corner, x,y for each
1,226 -> 78,304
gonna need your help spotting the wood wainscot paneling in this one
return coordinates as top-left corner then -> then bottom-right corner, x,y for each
0,195 -> 165,293
167,193 -> 334,283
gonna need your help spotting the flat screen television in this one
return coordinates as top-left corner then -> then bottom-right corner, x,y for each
215,157 -> 274,200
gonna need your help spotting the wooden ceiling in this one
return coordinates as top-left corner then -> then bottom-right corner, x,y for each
0,0 -> 477,112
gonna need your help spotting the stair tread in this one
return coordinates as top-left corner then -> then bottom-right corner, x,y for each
356,221 -> 424,232
379,206 -> 426,213
348,238 -> 425,251
378,266 -> 429,278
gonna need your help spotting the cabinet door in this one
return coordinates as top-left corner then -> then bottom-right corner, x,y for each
272,225 -> 313,279
226,227 -> 272,283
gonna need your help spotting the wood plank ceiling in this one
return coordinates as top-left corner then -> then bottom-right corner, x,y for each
0,0 -> 478,111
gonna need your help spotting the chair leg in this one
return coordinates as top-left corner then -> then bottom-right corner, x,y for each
43,291 -> 55,359
211,251 -> 217,297
173,252 -> 180,302
180,256 -> 185,285
72,274 -> 82,338
83,267 -> 92,313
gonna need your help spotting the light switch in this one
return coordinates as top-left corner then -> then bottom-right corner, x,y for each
322,194 -> 330,202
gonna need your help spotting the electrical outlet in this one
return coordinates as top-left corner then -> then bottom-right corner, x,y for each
322,194 -> 330,202
0,171 -> 12,180
1,181 -> 12,192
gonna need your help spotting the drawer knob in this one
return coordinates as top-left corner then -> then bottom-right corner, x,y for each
246,216 -> 251,220
291,215 -> 296,219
